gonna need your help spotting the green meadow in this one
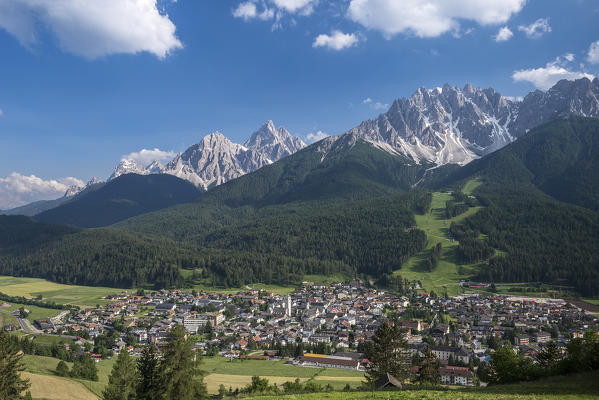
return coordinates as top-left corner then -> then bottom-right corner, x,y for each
0,275 -> 125,308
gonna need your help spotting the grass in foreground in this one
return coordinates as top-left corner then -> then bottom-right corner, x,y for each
243,371 -> 599,400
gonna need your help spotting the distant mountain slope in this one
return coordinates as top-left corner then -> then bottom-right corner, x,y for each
2,177 -> 104,217
431,116 -> 599,210
0,215 -> 187,288
35,174 -> 201,228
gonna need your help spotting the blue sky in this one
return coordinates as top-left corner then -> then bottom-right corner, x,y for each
0,0 -> 598,208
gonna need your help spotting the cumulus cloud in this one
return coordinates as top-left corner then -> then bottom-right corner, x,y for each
313,30 -> 359,50
122,148 -> 176,167
347,0 -> 525,38
272,0 -> 317,14
233,0 -> 315,23
512,55 -> 594,90
372,102 -> 389,111
0,173 -> 84,209
494,26 -> 513,42
588,40 -> 599,64
504,96 -> 524,102
518,18 -> 551,39
0,0 -> 182,59
363,98 -> 388,110
233,1 -> 275,20
305,131 -> 329,143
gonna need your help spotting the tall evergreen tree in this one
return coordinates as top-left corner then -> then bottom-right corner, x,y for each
136,345 -> 164,400
0,330 -> 31,399
538,341 -> 560,371
103,350 -> 138,400
418,349 -> 440,384
365,322 -> 410,385
160,325 -> 207,400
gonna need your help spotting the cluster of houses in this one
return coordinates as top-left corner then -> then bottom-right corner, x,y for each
11,281 -> 599,387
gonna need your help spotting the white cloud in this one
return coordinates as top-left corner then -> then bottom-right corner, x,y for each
363,98 -> 388,110
0,108 -> 3,117
518,18 -> 551,39
588,41 -> 599,64
372,102 -> 389,111
0,172 -> 84,209
347,0 -> 525,38
494,26 -> 513,42
305,131 -> 329,143
0,0 -> 182,59
233,2 -> 258,19
504,96 -> 524,102
272,0 -> 317,14
512,55 -> 594,90
313,30 -> 359,50
122,148 -> 176,167
233,1 -> 275,21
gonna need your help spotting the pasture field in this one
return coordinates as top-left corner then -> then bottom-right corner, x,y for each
24,372 -> 99,400
22,354 -> 115,399
2,302 -> 62,323
0,275 -> 124,307
201,357 -> 364,394
202,357 -> 363,378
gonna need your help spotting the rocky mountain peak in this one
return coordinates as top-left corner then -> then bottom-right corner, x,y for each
334,78 -> 599,167
244,121 -> 306,162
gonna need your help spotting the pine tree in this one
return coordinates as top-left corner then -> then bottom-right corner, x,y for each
160,325 -> 207,400
0,330 -> 31,399
103,350 -> 138,400
417,349 -> 440,384
56,360 -> 69,377
365,322 -> 411,385
136,345 -> 164,400
538,341 -> 560,371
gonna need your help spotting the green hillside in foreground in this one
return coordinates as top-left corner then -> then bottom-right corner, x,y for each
243,371 -> 599,400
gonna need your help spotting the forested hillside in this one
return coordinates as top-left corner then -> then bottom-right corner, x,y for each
35,174 -> 202,228
440,117 -> 599,296
432,117 -> 599,210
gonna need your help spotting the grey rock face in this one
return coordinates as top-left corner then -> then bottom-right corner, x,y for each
244,120 -> 306,161
335,78 -> 599,166
108,121 -> 306,190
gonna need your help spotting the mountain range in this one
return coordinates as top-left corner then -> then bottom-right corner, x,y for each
109,120 -> 306,190
4,78 -> 598,217
2,78 -> 599,297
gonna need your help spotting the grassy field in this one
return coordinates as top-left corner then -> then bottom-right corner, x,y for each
22,354 -> 115,399
2,302 -> 62,323
21,354 -> 364,396
24,372 -> 99,400
395,187 -> 484,296
463,178 -> 483,195
244,371 -> 599,400
0,275 -> 124,308
201,357 -> 364,394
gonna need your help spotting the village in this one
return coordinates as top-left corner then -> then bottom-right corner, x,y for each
5,280 -> 599,387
